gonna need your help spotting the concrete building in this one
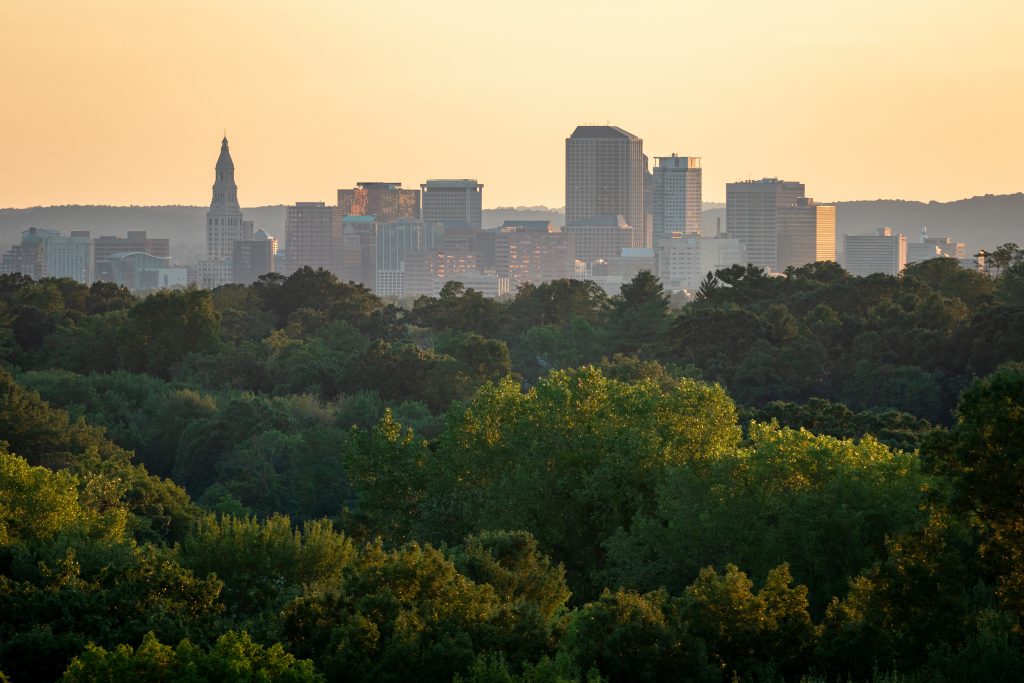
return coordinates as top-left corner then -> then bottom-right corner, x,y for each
777,199 -> 837,271
232,229 -> 276,285
338,182 -> 420,224
421,179 -> 483,231
404,248 -> 479,298
340,216 -> 378,288
206,137 -> 246,262
563,214 -> 633,269
655,236 -> 747,292
376,217 -> 426,296
566,125 -> 647,248
109,252 -> 187,291
284,202 -> 345,276
652,155 -> 702,238
843,227 -> 907,276
94,231 -> 169,283
601,247 -> 657,281
906,228 -> 969,265
0,227 -> 93,283
725,178 -> 806,272
494,220 -> 574,286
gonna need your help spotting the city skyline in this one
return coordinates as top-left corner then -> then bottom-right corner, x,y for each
2,1 -> 1023,208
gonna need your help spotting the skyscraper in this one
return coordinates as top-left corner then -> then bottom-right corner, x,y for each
565,125 -> 646,248
420,179 -> 483,230
777,199 -> 836,271
725,179 -> 806,271
206,137 -> 246,261
652,155 -> 702,238
0,227 -> 93,283
843,227 -> 907,276
284,202 -> 345,276
338,182 -> 420,224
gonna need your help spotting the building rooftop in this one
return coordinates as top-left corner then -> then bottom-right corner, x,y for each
565,213 -> 630,228
569,125 -> 640,140
422,179 -> 482,188
499,220 -> 554,233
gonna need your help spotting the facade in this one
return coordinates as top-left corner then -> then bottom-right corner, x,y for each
600,248 -> 657,281
907,229 -> 969,265
843,227 -> 907,276
494,221 -> 574,286
421,180 -> 483,231
94,231 -> 169,282
777,199 -> 837,271
725,178 -> 806,271
0,227 -> 93,283
652,155 -> 702,238
340,216 -> 378,288
284,202 -> 345,276
206,137 -> 246,263
404,248 -> 479,297
192,259 -> 233,289
232,229 -> 276,285
562,214 -> 633,268
376,217 -> 426,296
565,125 -> 647,248
109,252 -> 187,290
338,182 -> 420,224
655,236 -> 747,292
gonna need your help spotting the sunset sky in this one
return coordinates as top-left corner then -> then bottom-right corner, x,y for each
2,0 -> 1022,208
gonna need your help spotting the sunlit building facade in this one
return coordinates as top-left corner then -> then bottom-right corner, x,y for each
338,182 -> 420,224
652,155 -> 702,238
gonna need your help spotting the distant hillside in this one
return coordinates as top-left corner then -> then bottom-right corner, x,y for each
2,194 -> 1021,261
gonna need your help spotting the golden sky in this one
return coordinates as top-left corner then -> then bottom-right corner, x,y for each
1,0 -> 1022,208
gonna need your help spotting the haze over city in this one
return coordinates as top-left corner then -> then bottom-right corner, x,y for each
3,0 -> 1023,208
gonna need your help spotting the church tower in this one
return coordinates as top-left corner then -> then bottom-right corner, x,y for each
206,137 -> 246,261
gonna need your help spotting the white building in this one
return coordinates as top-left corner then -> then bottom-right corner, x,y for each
843,227 -> 907,276
0,228 -> 93,283
652,155 -> 702,238
202,136 -> 247,287
655,236 -> 746,292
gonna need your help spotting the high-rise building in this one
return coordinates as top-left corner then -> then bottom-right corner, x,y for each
232,229 -> 276,285
725,178 -> 807,271
563,214 -> 634,268
376,217 -> 426,296
652,155 -> 702,238
843,227 -> 907,276
340,216 -> 378,288
421,180 -> 483,231
338,182 -> 421,224
655,236 -> 746,292
777,199 -> 836,271
0,227 -> 93,283
494,221 -> 574,286
565,125 -> 647,248
906,228 -> 970,266
94,231 -> 170,282
283,202 -> 345,276
206,137 -> 246,261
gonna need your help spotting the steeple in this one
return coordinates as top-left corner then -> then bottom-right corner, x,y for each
206,135 -> 244,261
211,136 -> 239,211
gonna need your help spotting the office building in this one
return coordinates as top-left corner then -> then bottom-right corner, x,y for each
109,252 -> 187,290
494,221 -> 574,286
338,182 -> 420,224
340,216 -> 378,288
652,155 -> 702,238
421,179 -> 483,231
206,137 -> 246,262
232,229 -> 276,285
565,125 -> 647,248
376,217 -> 426,296
0,227 -> 93,283
906,228 -> 969,265
404,248 -> 479,298
656,236 -> 746,292
94,231 -> 169,282
563,214 -> 633,268
843,227 -> 907,276
725,178 -> 806,271
777,199 -> 836,271
284,202 -> 345,276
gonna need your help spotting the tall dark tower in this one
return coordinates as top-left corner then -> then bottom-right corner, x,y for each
206,137 -> 246,261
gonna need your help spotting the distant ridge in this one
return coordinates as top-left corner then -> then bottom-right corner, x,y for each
2,194 -> 1021,259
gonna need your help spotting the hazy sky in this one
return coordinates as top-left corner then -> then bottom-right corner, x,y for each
2,0 -> 1022,208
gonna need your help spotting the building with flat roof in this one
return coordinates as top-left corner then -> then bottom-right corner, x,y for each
843,227 -> 907,276
284,202 -> 345,276
652,155 -> 702,238
338,182 -> 420,224
232,229 -> 276,285
725,178 -> 806,272
0,227 -> 93,283
566,125 -> 647,248
563,214 -> 633,268
94,231 -> 169,282
777,199 -> 836,271
421,179 -> 483,231
494,220 -> 573,286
